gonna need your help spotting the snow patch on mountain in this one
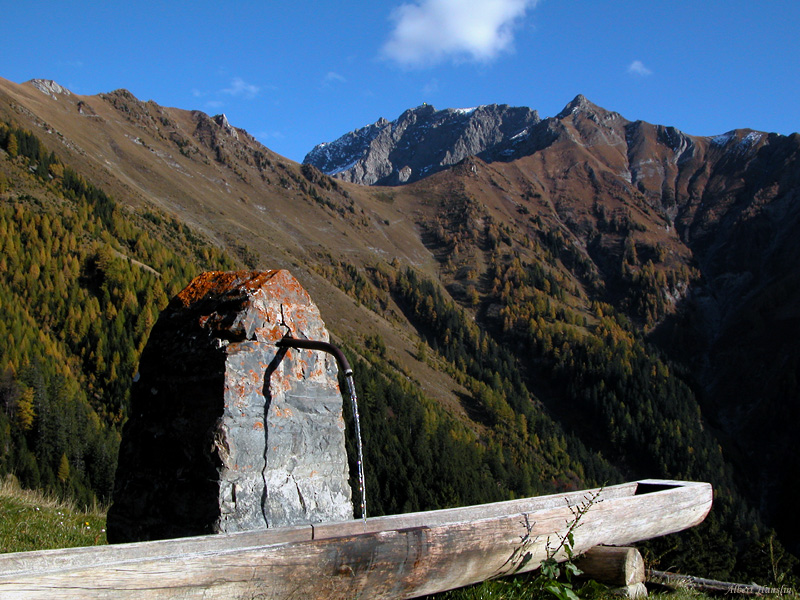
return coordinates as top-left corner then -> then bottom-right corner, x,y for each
711,132 -> 736,146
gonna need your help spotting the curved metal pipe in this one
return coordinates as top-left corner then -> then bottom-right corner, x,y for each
274,335 -> 367,523
275,337 -> 353,376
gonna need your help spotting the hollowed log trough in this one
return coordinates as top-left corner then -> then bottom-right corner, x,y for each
0,479 -> 711,599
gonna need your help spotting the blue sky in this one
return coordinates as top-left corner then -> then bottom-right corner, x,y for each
2,0 -> 799,162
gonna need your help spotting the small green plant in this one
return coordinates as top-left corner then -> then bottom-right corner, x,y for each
532,490 -> 603,600
424,490 -> 605,600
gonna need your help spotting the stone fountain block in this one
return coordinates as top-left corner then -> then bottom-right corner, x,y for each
107,270 -> 353,543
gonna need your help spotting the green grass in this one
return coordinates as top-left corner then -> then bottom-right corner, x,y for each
0,475 -> 107,554
422,565 -> 800,600
424,574 -> 572,600
424,573 -> 611,600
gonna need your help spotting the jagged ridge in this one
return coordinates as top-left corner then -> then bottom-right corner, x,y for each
304,103 -> 540,185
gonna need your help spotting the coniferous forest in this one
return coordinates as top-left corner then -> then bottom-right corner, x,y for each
0,113 -> 797,589
0,121 -> 235,505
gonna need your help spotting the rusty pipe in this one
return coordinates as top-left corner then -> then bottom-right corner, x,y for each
275,335 -> 366,523
275,337 -> 353,376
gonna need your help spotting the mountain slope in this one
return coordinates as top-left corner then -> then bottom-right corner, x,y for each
1,77 -> 798,578
308,92 -> 800,557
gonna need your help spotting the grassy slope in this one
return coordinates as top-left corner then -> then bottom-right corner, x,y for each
0,475 -> 106,554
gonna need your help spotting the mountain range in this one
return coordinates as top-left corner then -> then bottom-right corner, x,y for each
303,103 -> 541,185
1,76 -> 798,576
306,94 -> 800,551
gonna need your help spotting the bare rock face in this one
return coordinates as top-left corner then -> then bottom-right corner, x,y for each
304,103 -> 540,185
107,270 -> 353,543
28,79 -> 72,99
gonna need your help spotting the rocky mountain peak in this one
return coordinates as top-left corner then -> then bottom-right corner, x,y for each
401,103 -> 437,119
556,94 -> 625,126
303,103 -> 540,185
213,113 -> 239,140
28,79 -> 72,100
557,94 -> 594,116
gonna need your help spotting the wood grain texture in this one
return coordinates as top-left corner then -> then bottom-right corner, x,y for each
0,479 -> 712,600
575,546 -> 645,586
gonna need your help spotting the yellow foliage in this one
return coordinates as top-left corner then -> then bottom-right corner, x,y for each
49,161 -> 64,179
57,453 -> 70,483
16,387 -> 35,432
6,132 -> 18,157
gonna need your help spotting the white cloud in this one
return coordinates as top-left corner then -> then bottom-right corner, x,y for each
628,60 -> 653,76
324,71 -> 347,84
221,77 -> 260,99
382,0 -> 537,68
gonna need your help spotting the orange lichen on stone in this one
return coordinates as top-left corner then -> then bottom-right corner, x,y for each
176,270 -> 280,307
274,405 -> 295,419
110,268 -> 353,540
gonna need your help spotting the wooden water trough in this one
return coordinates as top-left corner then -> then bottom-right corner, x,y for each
0,479 -> 711,600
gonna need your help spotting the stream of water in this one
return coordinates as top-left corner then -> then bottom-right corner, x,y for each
344,373 -> 367,526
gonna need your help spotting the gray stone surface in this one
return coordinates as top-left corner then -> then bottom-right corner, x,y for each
107,270 -> 353,543
303,103 -> 541,185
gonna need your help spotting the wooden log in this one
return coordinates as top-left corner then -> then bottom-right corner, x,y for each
647,570 -> 791,596
611,582 -> 648,599
0,479 -> 712,600
575,546 -> 645,586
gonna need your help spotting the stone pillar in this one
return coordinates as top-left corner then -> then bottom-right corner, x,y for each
107,270 -> 353,543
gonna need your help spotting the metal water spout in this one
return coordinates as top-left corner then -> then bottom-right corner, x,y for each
276,336 -> 367,524
276,337 -> 353,377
